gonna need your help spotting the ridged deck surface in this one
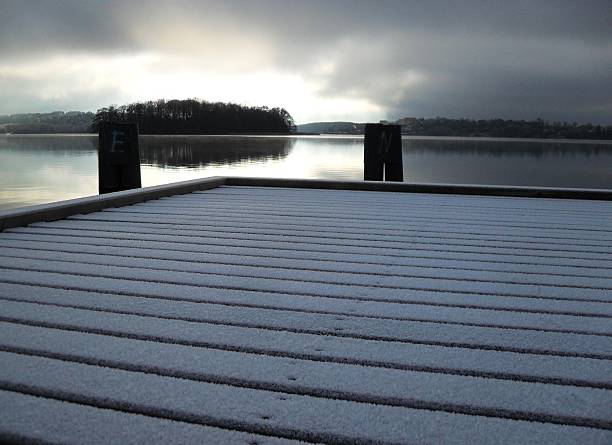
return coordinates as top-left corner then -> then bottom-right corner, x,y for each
0,184 -> 611,444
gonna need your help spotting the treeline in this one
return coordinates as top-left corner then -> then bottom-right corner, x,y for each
0,111 -> 94,134
93,99 -> 295,134
396,117 -> 612,140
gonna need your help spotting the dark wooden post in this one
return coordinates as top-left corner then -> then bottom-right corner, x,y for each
364,124 -> 384,181
363,123 -> 403,182
98,122 -> 141,194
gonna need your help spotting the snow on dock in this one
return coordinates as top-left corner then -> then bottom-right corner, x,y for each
0,177 -> 611,444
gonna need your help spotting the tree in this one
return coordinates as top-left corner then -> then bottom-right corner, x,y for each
92,98 -> 296,135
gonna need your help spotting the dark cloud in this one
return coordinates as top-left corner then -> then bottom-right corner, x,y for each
0,0 -> 611,122
309,27 -> 612,123
0,0 -> 134,58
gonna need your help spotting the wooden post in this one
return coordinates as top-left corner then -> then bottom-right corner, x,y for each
363,123 -> 403,182
98,122 -> 141,194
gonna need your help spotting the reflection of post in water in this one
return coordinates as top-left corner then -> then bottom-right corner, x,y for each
98,122 -> 141,194
139,136 -> 295,167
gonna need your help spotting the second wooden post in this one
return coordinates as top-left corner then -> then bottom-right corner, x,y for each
364,123 -> 403,182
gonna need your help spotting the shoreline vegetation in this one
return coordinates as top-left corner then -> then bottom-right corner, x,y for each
297,118 -> 612,140
92,99 -> 295,135
0,99 -> 296,136
0,111 -> 94,134
0,100 -> 610,140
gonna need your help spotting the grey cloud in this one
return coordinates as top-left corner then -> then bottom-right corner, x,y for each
0,72 -> 127,114
308,27 -> 612,123
389,70 -> 612,124
1,0 -> 611,122
0,0 -> 135,58
6,1 -> 609,60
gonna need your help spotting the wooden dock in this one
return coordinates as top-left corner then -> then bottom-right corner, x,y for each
0,177 -> 611,444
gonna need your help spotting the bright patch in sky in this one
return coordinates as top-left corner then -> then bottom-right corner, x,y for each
0,0 -> 611,123
0,51 -> 382,123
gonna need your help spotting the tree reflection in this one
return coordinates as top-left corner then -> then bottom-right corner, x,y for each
138,136 -> 295,167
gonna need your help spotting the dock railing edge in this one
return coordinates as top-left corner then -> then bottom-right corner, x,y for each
0,176 -> 227,231
226,177 -> 612,200
1,176 -> 611,230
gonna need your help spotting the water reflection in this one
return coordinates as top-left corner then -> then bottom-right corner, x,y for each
403,137 -> 612,158
0,135 -> 98,209
138,136 -> 362,187
401,137 -> 612,188
1,134 -> 611,210
139,135 -> 294,167
0,134 -> 96,153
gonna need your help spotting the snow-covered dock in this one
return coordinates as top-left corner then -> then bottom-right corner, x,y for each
0,176 -> 611,444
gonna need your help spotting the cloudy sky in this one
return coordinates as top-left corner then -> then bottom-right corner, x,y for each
1,0 -> 611,124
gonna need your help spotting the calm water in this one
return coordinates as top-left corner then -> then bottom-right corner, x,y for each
1,134 -> 611,210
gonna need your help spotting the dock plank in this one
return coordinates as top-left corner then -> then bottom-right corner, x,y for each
1,180 -> 611,444
1,352 -> 610,444
0,391 -> 300,445
0,324 -> 610,426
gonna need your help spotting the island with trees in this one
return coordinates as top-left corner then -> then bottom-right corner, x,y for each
92,99 -> 295,134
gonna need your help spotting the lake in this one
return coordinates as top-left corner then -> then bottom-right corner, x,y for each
1,134 -> 611,210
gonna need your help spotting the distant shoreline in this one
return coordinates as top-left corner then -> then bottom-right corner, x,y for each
0,131 -> 315,136
298,118 -> 612,141
4,133 -> 612,144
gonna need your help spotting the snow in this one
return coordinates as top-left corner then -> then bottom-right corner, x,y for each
1,294 -> 611,375
1,351 -> 610,444
1,248 -> 610,304
1,184 -> 611,443
2,234 -> 612,278
1,323 -> 611,426
1,268 -> 611,358
0,390 -> 303,445
2,243 -> 611,296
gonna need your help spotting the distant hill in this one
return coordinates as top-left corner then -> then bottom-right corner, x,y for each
297,121 -> 365,134
0,111 -> 95,134
298,117 -> 612,140
395,117 -> 612,139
